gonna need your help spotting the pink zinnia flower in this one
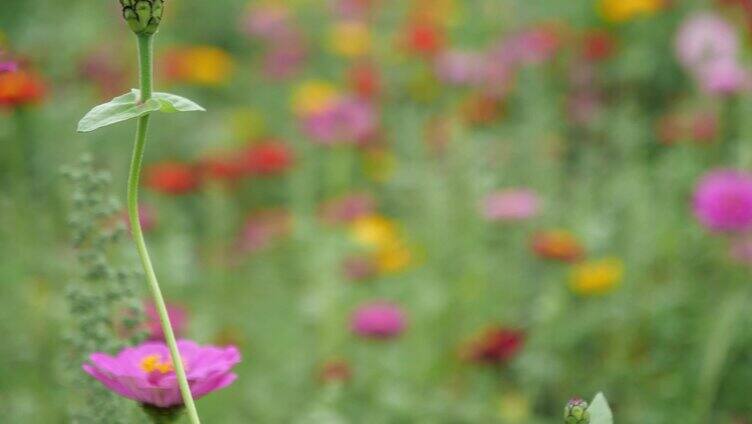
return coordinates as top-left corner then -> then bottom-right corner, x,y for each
693,169 -> 752,232
350,302 -> 406,339
302,97 -> 377,145
144,301 -> 188,341
83,340 -> 240,408
481,189 -> 541,221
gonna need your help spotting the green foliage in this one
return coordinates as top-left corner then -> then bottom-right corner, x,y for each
61,156 -> 146,423
588,393 -> 613,424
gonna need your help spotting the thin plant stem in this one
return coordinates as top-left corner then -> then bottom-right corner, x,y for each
127,33 -> 201,424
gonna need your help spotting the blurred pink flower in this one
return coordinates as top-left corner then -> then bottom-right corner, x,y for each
241,4 -> 294,41
482,189 -> 541,221
302,97 -> 377,145
239,210 -> 291,253
693,169 -> 752,232
496,26 -> 561,67
320,192 -> 375,224
697,58 -> 750,94
434,50 -> 484,86
83,340 -> 240,408
145,301 -> 188,341
350,301 -> 406,339
676,12 -> 739,71
263,44 -> 307,79
676,12 -> 749,94
124,204 -> 158,233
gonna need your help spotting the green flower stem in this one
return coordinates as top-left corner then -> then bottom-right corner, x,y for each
127,33 -> 201,424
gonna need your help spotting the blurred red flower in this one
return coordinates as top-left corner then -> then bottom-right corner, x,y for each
240,140 -> 294,176
581,29 -> 617,61
318,359 -> 352,383
402,21 -> 445,57
145,161 -> 201,195
348,62 -> 381,99
462,327 -> 525,365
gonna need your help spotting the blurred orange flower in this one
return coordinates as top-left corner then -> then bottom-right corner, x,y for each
351,215 -> 412,274
531,230 -> 584,262
0,69 -> 45,107
163,46 -> 234,86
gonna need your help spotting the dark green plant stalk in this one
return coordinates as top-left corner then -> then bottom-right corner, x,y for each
126,31 -> 201,424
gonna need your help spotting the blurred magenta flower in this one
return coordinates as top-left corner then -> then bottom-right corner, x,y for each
693,169 -> 752,232
697,58 -> 750,94
83,340 -> 240,408
481,189 -> 541,221
351,301 -> 406,339
302,97 -> 377,145
0,50 -> 17,73
145,301 -> 187,341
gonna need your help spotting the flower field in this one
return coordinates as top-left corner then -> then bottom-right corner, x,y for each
2,0 -> 752,422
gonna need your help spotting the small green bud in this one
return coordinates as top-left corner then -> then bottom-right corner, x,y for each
120,0 -> 165,35
564,398 -> 590,424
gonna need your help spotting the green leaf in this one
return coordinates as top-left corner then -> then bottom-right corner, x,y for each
588,392 -> 613,424
152,92 -> 205,113
77,89 -> 205,133
77,89 -> 161,133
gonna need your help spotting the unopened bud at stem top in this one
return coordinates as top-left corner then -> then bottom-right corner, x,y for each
564,398 -> 590,424
120,0 -> 165,35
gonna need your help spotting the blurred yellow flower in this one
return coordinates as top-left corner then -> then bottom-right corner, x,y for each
411,0 -> 461,27
599,0 -> 664,23
351,215 -> 398,248
497,392 -> 531,423
569,258 -> 623,295
329,21 -> 371,58
291,80 -> 339,115
164,46 -> 234,86
351,215 -> 412,274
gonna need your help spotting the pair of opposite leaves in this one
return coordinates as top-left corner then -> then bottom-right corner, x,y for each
77,89 -> 203,133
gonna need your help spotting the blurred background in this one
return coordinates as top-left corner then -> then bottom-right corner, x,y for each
3,0 -> 752,422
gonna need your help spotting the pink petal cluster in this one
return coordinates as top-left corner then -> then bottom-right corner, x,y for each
434,50 -> 485,86
0,50 -> 17,74
350,302 -> 406,339
241,4 -> 307,78
83,340 -> 240,408
144,301 -> 188,341
693,169 -> 752,232
481,189 -> 541,222
676,12 -> 749,94
302,97 -> 377,145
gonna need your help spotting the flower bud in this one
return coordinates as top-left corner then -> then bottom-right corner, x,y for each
120,0 -> 165,35
564,398 -> 590,424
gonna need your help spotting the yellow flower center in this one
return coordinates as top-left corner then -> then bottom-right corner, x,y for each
140,354 -> 174,374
